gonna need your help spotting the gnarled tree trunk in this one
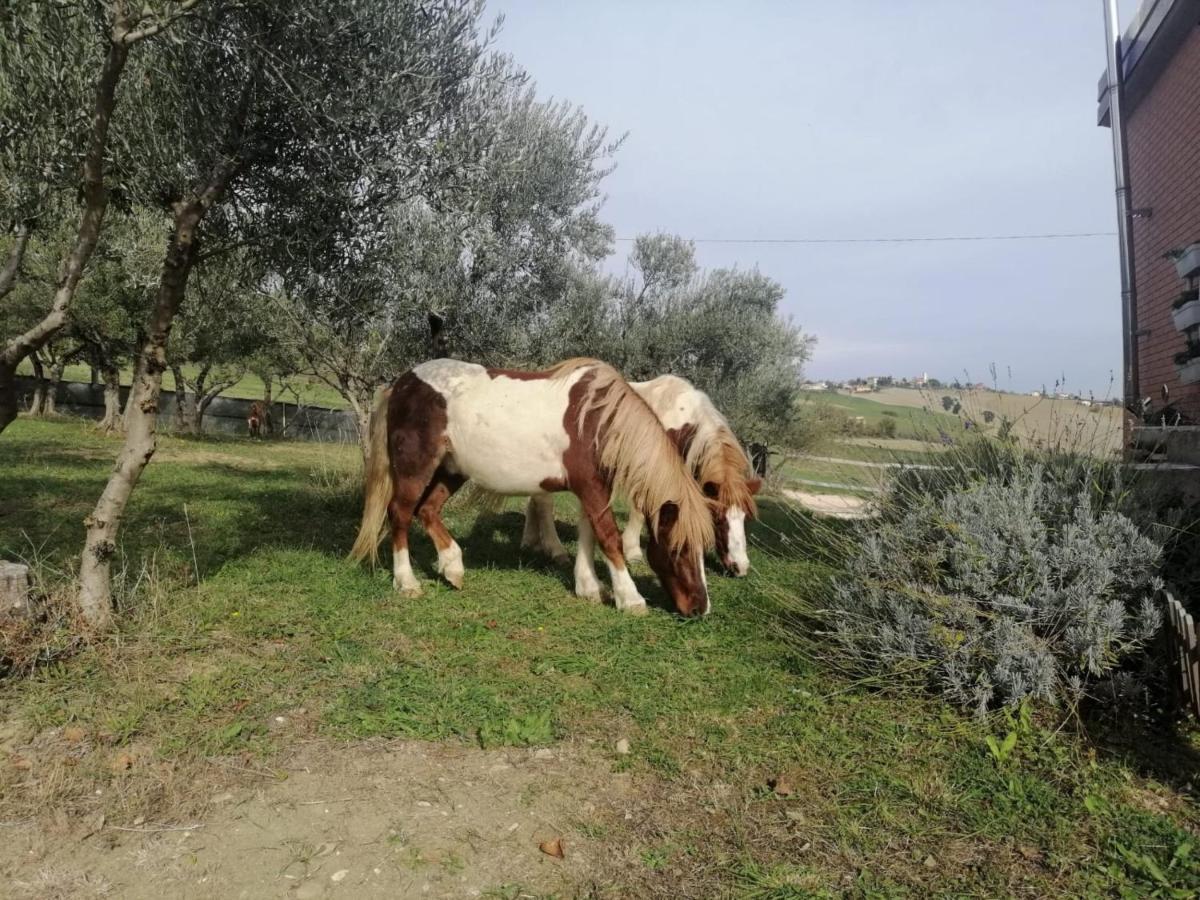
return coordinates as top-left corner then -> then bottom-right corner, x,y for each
99,365 -> 122,433
43,355 -> 67,415
78,153 -> 237,627
260,373 -> 273,436
195,376 -> 238,432
171,364 -> 200,433
28,352 -> 46,416
342,385 -> 375,469
0,220 -> 33,300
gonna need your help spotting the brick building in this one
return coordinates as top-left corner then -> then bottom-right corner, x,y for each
1098,0 -> 1200,423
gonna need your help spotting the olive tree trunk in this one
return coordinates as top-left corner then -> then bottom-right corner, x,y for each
261,373 -> 273,436
99,365 -> 122,433
28,352 -> 46,416
78,169 -> 232,627
0,221 -> 33,300
342,387 -> 375,469
171,364 -> 200,433
43,356 -> 68,415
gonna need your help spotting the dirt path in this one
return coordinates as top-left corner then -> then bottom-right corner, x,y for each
797,454 -> 945,470
782,489 -> 873,518
3,740 -> 648,899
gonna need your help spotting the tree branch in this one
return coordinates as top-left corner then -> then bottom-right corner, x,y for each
119,0 -> 206,45
0,221 -> 33,300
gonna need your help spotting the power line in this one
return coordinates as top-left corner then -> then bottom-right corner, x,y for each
612,231 -> 1116,245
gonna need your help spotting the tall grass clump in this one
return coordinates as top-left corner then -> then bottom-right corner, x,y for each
825,438 -> 1165,715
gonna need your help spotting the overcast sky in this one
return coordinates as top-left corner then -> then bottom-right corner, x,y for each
490,1 -> 1126,396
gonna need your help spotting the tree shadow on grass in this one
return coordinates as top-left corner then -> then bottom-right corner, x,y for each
0,456 -> 360,576
1086,713 -> 1200,796
453,509 -> 578,594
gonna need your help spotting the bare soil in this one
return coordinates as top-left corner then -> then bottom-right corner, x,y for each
2,738 -> 654,899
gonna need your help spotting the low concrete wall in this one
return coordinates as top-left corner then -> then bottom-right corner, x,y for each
15,376 -> 358,444
1133,426 -> 1200,465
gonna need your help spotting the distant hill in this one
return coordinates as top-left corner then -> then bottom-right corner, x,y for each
865,386 -> 1121,453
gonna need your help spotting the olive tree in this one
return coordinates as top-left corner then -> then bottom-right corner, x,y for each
78,0 -> 497,626
282,76 -> 621,460
547,234 -> 814,448
0,0 -> 207,433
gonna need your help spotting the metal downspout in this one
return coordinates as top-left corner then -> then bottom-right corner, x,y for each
1103,0 -> 1140,430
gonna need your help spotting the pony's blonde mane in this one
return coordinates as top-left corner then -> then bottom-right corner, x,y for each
639,375 -> 758,518
551,359 -> 715,555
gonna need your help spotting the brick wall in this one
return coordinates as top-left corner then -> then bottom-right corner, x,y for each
1127,24 -> 1200,420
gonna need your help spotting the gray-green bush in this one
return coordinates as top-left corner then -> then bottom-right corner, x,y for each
826,446 -> 1164,715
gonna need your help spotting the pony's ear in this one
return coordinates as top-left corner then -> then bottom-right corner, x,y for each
746,476 -> 763,496
656,501 -> 680,539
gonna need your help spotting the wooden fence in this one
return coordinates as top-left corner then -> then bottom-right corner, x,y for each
1165,592 -> 1200,720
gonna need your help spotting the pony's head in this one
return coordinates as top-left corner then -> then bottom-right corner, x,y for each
646,501 -> 710,616
704,475 -> 762,576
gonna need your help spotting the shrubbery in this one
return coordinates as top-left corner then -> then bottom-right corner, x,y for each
825,441 -> 1165,715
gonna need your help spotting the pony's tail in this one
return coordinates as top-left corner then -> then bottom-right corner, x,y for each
349,388 -> 393,565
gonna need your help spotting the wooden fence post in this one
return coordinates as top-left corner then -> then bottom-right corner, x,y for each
1165,592 -> 1200,720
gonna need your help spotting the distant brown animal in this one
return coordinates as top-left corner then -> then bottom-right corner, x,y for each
247,401 -> 266,438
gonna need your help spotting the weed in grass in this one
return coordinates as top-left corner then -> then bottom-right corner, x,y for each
574,820 -> 609,839
482,885 -> 560,900
479,710 -> 556,749
639,846 -> 669,870
729,859 -> 833,899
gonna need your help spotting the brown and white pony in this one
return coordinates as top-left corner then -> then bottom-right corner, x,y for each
524,374 -> 761,576
247,401 -> 265,438
350,359 -> 716,616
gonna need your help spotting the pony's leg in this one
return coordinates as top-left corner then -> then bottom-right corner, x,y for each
521,498 -> 543,552
577,488 -> 648,616
522,495 -> 571,565
387,460 -> 444,598
621,508 -> 645,563
534,495 -> 570,565
573,515 -> 603,603
416,468 -> 466,589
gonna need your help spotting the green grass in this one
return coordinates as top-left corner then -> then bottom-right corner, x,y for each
803,392 -> 961,441
2,416 -> 1198,897
15,359 -> 348,409
774,457 -> 882,494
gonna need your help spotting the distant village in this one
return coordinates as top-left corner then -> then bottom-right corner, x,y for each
800,374 -> 1123,407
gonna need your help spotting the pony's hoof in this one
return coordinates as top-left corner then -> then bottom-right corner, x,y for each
622,602 -> 649,617
394,580 -> 422,598
444,569 -> 464,590
624,549 -> 644,564
576,589 -> 603,605
551,553 -> 571,567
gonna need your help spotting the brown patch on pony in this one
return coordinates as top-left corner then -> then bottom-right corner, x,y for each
417,468 -> 466,553
349,376 -> 451,566
539,476 -> 568,492
486,367 -> 552,381
691,429 -> 759,519
645,502 -> 708,615
666,423 -> 698,459
383,374 -> 452,556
